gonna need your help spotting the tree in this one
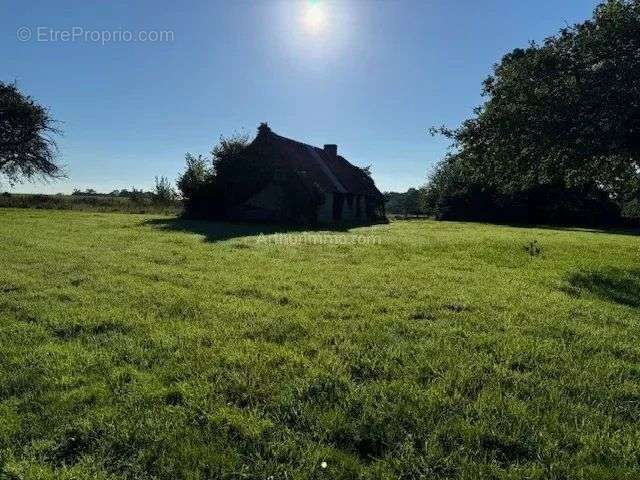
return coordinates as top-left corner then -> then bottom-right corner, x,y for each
384,188 -> 432,217
383,191 -> 409,215
152,176 -> 177,204
429,0 -> 640,225
0,82 -> 62,186
210,132 -> 264,208
211,132 -> 250,178
403,188 -> 421,217
177,133 -> 257,218
417,185 -> 437,216
176,153 -> 211,201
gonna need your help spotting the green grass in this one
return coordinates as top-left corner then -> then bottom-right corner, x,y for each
1,209 -> 639,479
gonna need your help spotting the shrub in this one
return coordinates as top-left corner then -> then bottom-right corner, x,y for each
177,134 -> 254,220
152,176 -> 177,205
622,199 -> 640,219
435,184 -> 621,226
177,153 -> 211,203
524,240 -> 542,257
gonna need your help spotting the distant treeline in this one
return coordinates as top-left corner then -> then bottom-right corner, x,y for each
385,186 -> 640,224
71,188 -> 152,198
0,192 -> 181,214
1,178 -> 181,214
384,189 -> 429,217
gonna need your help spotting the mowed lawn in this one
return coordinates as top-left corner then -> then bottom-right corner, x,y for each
1,209 -> 639,479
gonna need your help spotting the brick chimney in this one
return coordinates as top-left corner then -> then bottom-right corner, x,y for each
324,144 -> 337,158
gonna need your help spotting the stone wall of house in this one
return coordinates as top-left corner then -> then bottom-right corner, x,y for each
356,195 -> 365,220
340,194 -> 366,222
342,194 -> 355,221
317,192 -> 333,223
316,193 -> 370,223
244,188 -> 375,224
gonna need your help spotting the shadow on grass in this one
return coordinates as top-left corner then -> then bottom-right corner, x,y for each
407,217 -> 640,238
525,224 -> 640,238
461,220 -> 640,238
142,217 -> 362,243
567,268 -> 640,308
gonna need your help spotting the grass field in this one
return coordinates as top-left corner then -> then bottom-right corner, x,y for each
1,209 -> 639,479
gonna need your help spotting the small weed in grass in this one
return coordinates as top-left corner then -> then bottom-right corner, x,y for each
445,302 -> 468,313
410,308 -> 435,320
524,239 -> 542,256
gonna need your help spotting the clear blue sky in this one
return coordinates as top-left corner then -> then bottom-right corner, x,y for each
3,0 -> 600,194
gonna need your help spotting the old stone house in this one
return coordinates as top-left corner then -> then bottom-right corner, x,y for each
230,124 -> 385,224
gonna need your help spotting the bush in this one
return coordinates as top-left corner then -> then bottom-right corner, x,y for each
622,199 -> 640,219
435,184 -> 621,226
177,153 -> 210,203
177,134 -> 254,220
435,186 -> 494,222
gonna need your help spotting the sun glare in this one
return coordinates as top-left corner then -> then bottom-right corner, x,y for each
303,1 -> 327,34
275,0 -> 352,62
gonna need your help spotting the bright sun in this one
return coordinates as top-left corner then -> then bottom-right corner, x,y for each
303,2 -> 327,34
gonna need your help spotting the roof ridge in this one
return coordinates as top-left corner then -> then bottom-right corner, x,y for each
270,132 -> 320,151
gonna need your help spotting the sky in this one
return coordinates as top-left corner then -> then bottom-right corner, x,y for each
3,0 -> 601,194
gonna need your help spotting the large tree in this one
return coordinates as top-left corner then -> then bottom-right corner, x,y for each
0,82 -> 62,186
429,0 -> 640,222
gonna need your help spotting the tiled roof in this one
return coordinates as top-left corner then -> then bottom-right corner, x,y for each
250,125 -> 382,198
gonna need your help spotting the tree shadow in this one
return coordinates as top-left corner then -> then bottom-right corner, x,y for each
527,224 -> 640,238
482,220 -> 640,238
142,217 -> 365,243
425,219 -> 640,238
567,268 -> 640,308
